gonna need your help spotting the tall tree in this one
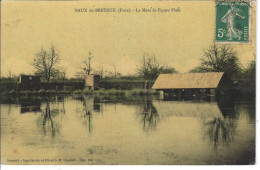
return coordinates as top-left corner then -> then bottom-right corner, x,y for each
242,60 -> 255,91
138,53 -> 177,80
243,60 -> 255,80
190,43 -> 242,79
33,45 -> 60,82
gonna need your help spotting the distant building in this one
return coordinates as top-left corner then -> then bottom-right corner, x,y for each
85,75 -> 101,90
19,74 -> 41,90
19,74 -> 41,84
152,72 -> 225,97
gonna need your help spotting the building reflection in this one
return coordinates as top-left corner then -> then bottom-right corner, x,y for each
19,95 -> 66,114
152,100 -> 223,119
74,95 -> 103,134
150,99 -> 237,150
20,98 -> 41,114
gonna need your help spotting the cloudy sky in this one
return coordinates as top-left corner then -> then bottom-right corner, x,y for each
1,1 -> 256,78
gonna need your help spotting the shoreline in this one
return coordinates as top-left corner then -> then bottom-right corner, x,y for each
0,89 -> 160,97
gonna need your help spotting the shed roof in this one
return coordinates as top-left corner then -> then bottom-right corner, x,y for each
152,72 -> 224,89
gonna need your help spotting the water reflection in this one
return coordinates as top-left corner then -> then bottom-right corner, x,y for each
139,97 -> 159,132
201,100 -> 237,149
203,117 -> 236,149
14,96 -> 65,138
93,97 -> 101,112
81,106 -> 93,134
151,99 -> 238,149
36,97 -> 63,138
163,94 -> 216,102
0,94 -> 255,164
74,95 -> 104,133
152,100 -> 223,119
218,101 -> 236,118
6,94 -> 243,147
20,100 -> 41,113
42,101 -> 57,137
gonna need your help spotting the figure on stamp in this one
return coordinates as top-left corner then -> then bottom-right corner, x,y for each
221,3 -> 245,40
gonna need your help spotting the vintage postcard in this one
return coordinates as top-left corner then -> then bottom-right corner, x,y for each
0,0 -> 256,165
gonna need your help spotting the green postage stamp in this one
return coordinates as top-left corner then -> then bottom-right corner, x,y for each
216,1 -> 250,43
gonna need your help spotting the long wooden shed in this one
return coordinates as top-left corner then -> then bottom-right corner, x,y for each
152,72 -> 224,98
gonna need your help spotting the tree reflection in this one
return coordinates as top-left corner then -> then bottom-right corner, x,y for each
81,109 -> 93,134
37,99 -> 60,138
76,95 -> 96,134
139,97 -> 159,132
43,102 -> 55,137
204,117 -> 236,149
56,96 -> 66,114
201,100 -> 238,149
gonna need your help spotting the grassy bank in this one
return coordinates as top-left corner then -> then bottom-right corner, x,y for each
74,88 -> 160,96
0,88 -> 160,97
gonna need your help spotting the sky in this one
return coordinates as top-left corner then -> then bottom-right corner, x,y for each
1,1 -> 256,78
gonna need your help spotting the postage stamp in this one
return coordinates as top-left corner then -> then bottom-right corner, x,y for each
216,1 -> 250,43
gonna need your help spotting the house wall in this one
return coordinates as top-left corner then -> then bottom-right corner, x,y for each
85,75 -> 101,90
85,75 -> 94,87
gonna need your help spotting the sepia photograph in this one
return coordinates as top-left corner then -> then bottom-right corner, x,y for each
0,0 -> 256,166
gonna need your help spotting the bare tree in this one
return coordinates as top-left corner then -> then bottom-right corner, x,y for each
81,51 -> 93,77
33,45 -> 60,82
80,51 -> 104,78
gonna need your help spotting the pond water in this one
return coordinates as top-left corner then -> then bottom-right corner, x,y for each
0,95 -> 255,165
